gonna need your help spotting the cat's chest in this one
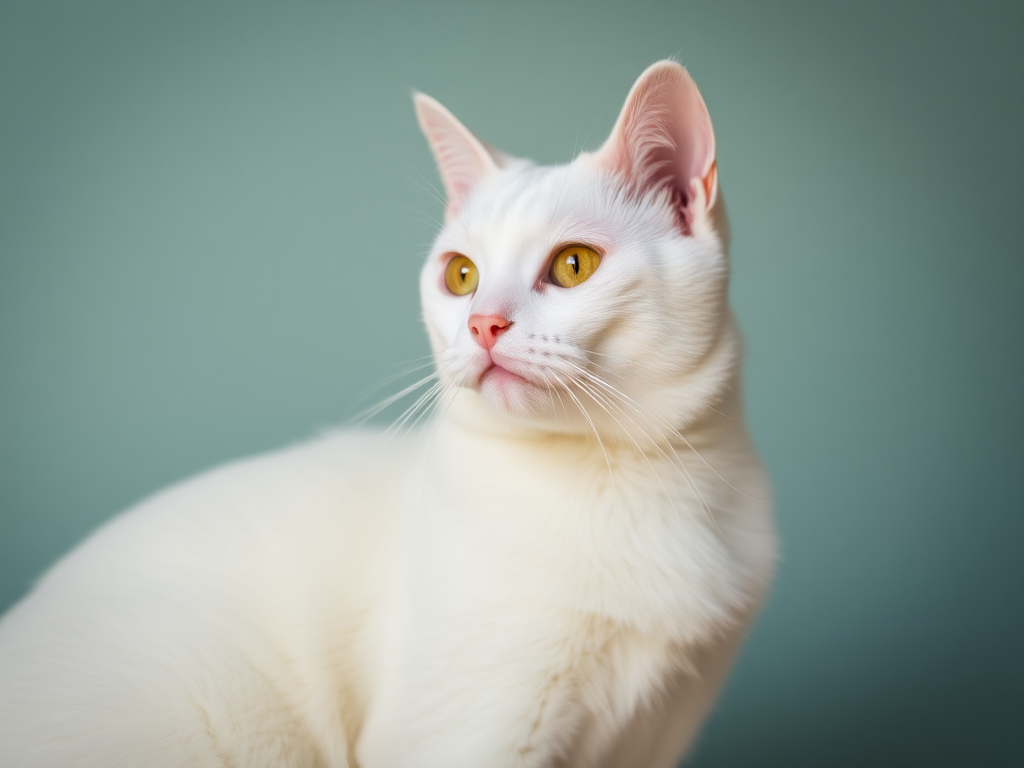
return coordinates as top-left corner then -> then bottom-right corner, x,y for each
406,422 -> 741,641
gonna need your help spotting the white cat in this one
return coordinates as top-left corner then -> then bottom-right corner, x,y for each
0,61 -> 776,767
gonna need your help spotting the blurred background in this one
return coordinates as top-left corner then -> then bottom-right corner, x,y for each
1,1 -> 1021,765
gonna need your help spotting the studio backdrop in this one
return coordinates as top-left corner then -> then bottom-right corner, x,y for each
0,2 -> 1020,765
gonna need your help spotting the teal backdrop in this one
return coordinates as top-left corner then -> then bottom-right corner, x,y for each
1,2 -> 1021,765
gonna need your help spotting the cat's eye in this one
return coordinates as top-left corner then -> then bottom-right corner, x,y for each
549,245 -> 601,288
444,254 -> 479,296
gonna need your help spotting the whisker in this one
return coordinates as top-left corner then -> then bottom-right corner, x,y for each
538,367 -> 575,429
408,382 -> 448,434
406,164 -> 472,241
397,202 -> 445,233
380,380 -> 446,452
579,115 -> 601,156
572,373 -> 717,528
409,165 -> 449,210
571,375 -> 685,518
572,355 -> 764,502
348,358 -> 439,412
560,381 -> 616,495
393,168 -> 448,213
580,350 -> 743,423
397,378 -> 457,460
563,362 -> 721,529
345,370 -> 443,429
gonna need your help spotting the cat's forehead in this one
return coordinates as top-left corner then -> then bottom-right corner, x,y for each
439,160 -> 628,262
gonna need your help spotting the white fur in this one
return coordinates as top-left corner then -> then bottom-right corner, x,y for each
0,62 -> 775,767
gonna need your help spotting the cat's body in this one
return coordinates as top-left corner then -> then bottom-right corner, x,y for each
0,62 -> 776,767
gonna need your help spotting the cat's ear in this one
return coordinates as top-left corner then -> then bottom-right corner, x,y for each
595,61 -> 718,227
414,92 -> 507,220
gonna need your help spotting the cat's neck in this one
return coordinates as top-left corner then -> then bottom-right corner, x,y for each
440,383 -> 743,453
413,373 -> 762,640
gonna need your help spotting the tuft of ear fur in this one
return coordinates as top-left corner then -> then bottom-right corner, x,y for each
595,60 -> 718,230
414,93 -> 509,220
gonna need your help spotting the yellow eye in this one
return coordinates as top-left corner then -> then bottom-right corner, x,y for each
549,245 -> 601,288
444,254 -> 479,296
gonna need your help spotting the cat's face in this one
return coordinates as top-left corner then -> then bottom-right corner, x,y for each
417,62 -> 737,443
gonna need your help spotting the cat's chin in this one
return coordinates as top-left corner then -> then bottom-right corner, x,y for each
478,364 -> 547,416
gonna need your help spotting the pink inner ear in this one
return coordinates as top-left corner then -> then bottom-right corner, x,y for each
414,93 -> 500,219
596,62 -> 717,225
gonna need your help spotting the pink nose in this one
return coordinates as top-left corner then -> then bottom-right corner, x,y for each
468,314 -> 511,350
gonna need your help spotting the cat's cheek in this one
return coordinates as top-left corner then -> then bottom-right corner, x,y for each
421,295 -> 466,355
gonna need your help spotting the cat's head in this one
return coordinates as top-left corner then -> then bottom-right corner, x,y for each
416,61 -> 737,444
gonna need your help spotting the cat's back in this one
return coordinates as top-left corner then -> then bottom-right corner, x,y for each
0,429 -> 408,767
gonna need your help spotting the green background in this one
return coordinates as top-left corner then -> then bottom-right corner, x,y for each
1,1 -> 1021,764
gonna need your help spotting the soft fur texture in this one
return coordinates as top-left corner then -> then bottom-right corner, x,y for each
0,61 -> 776,767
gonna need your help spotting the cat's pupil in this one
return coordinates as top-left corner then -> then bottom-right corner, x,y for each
460,266 -> 469,282
569,254 -> 579,274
